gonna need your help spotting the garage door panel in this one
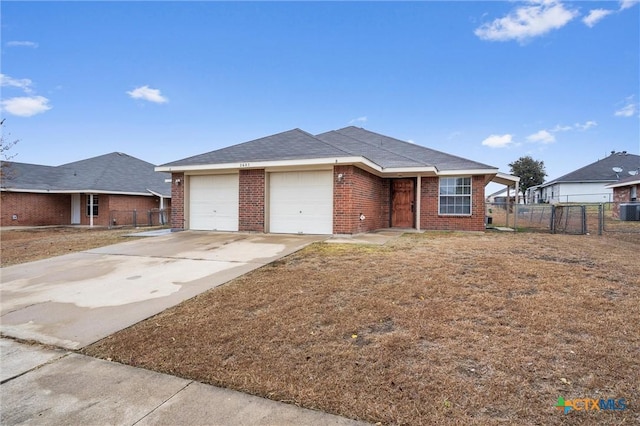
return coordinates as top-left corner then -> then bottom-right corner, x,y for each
189,175 -> 239,231
269,171 -> 332,234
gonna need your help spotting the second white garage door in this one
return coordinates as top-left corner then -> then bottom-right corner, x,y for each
269,171 -> 333,234
189,174 -> 239,231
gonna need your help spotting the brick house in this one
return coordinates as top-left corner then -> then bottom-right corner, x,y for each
606,174 -> 640,219
1,153 -> 171,227
157,127 -> 518,234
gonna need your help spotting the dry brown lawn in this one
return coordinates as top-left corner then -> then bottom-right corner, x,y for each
83,232 -> 640,425
0,226 -> 152,267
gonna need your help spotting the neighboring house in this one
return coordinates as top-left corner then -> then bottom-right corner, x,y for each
1,153 -> 171,227
605,174 -> 640,219
525,184 -> 542,204
486,187 -> 524,205
157,126 -> 518,234
538,151 -> 640,203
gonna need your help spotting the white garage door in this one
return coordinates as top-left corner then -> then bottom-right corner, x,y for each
269,171 -> 333,234
189,174 -> 239,231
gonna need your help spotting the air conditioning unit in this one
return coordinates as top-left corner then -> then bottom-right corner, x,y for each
619,203 -> 640,221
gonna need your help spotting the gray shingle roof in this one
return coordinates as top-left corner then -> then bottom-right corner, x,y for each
160,126 -> 497,172
1,153 -> 171,197
322,127 -> 495,170
543,151 -> 640,185
161,129 -> 349,167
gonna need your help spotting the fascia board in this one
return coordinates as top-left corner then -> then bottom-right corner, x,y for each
156,157 -> 382,173
0,188 -> 154,196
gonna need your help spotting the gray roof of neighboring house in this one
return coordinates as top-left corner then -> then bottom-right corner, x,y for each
542,151 -> 640,186
160,126 -> 497,171
605,173 -> 640,188
1,152 -> 171,197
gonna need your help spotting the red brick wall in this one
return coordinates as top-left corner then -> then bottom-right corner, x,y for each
333,165 -> 390,234
239,169 -> 265,232
419,175 -> 486,231
0,192 -> 71,226
1,191 -> 170,227
611,184 -> 639,218
171,173 -> 185,230
107,194 -> 166,227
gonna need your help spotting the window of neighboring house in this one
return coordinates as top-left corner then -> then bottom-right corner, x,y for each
86,195 -> 99,216
439,177 -> 471,215
631,185 -> 638,201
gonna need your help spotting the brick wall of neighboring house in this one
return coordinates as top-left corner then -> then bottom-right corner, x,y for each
0,192 -> 71,226
611,184 -> 639,218
171,173 -> 185,230
79,194 -> 110,226
334,165 -> 390,234
419,175 -> 486,231
239,169 -> 265,232
107,194 -> 166,227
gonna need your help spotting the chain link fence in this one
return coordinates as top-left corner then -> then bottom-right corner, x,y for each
485,202 -> 640,235
108,208 -> 170,229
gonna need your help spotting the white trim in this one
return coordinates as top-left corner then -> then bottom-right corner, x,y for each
0,188 -> 168,197
605,178 -> 640,188
156,157 -> 497,178
146,189 -> 171,198
491,172 -> 520,186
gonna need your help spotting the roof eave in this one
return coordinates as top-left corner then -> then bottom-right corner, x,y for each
0,188 -> 160,197
156,157 -> 497,177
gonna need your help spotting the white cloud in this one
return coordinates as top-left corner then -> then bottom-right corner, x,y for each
1,96 -> 51,117
474,0 -> 578,42
551,124 -> 573,132
527,129 -> 555,143
619,0 -> 639,10
481,134 -> 514,148
126,85 -> 168,103
0,73 -> 34,93
348,116 -> 368,125
6,41 -> 38,48
575,120 -> 598,130
615,103 -> 637,117
583,9 -> 614,27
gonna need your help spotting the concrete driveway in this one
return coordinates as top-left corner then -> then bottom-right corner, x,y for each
0,231 -> 324,349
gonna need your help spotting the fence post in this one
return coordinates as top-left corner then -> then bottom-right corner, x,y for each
133,209 -> 137,227
581,205 -> 587,235
598,204 -> 603,235
550,205 -> 556,234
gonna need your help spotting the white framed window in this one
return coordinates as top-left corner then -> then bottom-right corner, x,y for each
631,185 -> 637,201
86,195 -> 99,216
439,177 -> 471,215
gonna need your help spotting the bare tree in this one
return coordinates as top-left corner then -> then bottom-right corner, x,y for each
1,119 -> 20,182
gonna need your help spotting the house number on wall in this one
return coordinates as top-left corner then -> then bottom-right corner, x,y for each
239,163 -> 250,168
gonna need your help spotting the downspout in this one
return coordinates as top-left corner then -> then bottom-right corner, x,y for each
415,176 -> 421,230
89,194 -> 94,228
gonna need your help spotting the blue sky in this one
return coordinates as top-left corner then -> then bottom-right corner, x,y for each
1,0 -> 638,190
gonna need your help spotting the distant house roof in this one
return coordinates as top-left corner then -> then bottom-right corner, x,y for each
605,173 -> 640,189
1,152 -> 171,197
541,151 -> 640,187
159,126 -> 500,176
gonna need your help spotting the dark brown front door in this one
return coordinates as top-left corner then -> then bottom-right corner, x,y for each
392,179 -> 414,228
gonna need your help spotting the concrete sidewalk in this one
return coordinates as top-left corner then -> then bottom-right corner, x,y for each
1,339 -> 367,425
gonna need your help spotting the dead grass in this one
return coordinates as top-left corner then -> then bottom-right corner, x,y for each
0,226 -> 152,267
84,232 -> 640,425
